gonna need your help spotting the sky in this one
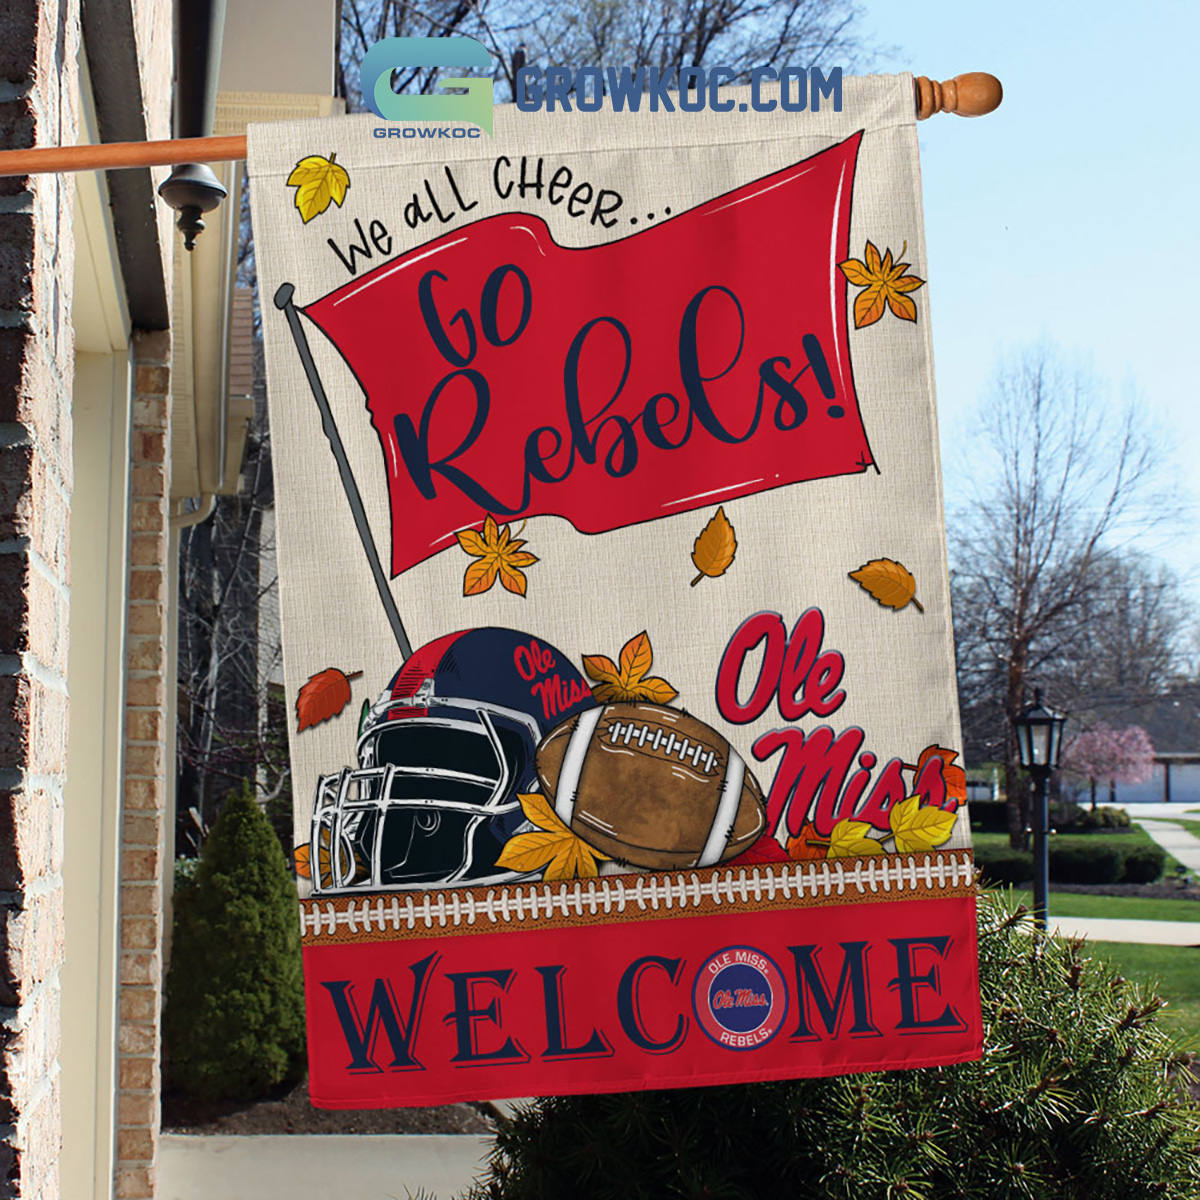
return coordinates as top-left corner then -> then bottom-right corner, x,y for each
864,0 -> 1199,596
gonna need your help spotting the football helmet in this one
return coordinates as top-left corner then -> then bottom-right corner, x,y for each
309,627 -> 595,894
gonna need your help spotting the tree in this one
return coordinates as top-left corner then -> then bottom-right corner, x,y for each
468,892 -> 1200,1199
175,308 -> 291,856
335,0 -> 877,109
1064,722 -> 1155,810
163,781 -> 306,1101
949,346 -> 1174,849
1050,552 -> 1190,714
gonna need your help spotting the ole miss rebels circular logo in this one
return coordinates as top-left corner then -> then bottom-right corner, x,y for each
693,946 -> 788,1050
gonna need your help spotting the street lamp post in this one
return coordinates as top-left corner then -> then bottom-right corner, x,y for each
1013,689 -> 1067,931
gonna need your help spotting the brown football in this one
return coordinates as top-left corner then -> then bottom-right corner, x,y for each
535,702 -> 766,870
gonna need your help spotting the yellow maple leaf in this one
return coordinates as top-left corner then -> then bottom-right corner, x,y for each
838,240 -> 925,329
455,514 -> 539,597
286,153 -> 351,224
495,793 -> 610,881
889,794 -> 958,853
691,506 -> 737,586
581,631 -> 678,705
848,557 -> 924,613
826,819 -> 885,858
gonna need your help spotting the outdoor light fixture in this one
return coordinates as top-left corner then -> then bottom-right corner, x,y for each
1013,688 -> 1067,930
1014,688 -> 1066,773
157,162 -> 227,251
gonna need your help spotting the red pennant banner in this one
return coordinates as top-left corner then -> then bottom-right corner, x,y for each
303,132 -> 869,578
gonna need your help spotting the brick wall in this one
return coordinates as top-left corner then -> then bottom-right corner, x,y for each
114,332 -> 171,1200
0,1 -> 80,1197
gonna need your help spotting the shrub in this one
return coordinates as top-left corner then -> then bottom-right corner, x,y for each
1049,840 -> 1124,884
1122,844 -> 1167,884
1050,800 -> 1087,829
974,843 -> 1031,886
164,780 -> 306,1100
968,801 -> 1009,834
469,892 -> 1200,1200
1077,805 -> 1132,831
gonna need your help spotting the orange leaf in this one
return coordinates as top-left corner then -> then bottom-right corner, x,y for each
590,680 -> 632,704
848,558 -> 924,613
917,744 -> 968,803
853,283 -> 887,329
634,676 -> 679,705
582,654 -> 621,686
619,631 -> 653,685
296,667 -> 360,731
456,514 -> 539,598
887,291 -> 918,322
464,558 -> 499,596
455,528 -> 489,557
583,631 -> 679,704
690,506 -> 737,585
840,238 -> 925,329
838,257 -> 874,288
786,822 -> 830,861
498,558 -> 529,596
944,765 -> 967,802
293,844 -> 312,879
917,744 -> 959,772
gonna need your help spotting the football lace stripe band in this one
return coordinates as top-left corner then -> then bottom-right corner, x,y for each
298,850 -> 977,942
698,750 -> 746,867
554,706 -> 603,825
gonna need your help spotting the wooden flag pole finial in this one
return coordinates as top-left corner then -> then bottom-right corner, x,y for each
915,72 -> 1003,120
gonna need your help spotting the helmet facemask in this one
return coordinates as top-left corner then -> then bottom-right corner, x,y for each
310,685 -> 543,893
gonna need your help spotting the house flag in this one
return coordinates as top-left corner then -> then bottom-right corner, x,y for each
248,72 -> 981,1109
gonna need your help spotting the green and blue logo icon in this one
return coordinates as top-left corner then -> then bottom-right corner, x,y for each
361,36 -> 494,136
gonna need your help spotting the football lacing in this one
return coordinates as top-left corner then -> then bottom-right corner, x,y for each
606,719 -> 718,774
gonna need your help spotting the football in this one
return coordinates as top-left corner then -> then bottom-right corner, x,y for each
535,702 -> 766,870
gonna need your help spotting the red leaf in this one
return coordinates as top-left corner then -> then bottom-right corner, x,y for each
296,667 -> 359,731
727,836 -> 791,867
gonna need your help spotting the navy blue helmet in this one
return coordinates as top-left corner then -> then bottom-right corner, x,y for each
309,628 -> 595,893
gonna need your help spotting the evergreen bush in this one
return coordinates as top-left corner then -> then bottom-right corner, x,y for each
1122,844 -> 1167,884
973,843 -> 1032,885
1078,806 -> 1132,832
968,801 -> 1009,833
469,892 -> 1200,1200
164,780 -> 306,1100
1049,841 -> 1125,884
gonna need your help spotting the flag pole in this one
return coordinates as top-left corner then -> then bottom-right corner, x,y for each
0,73 -> 1002,177
274,282 -> 413,661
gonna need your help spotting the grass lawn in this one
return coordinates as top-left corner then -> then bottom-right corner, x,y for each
1000,888 -> 1200,923
1174,819 -> 1200,841
973,827 -> 1189,880
1085,941 -> 1200,1041
974,829 -> 1162,852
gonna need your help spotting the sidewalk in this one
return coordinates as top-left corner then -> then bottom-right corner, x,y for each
159,1134 -> 491,1200
1049,916 -> 1200,946
1133,817 -> 1200,874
